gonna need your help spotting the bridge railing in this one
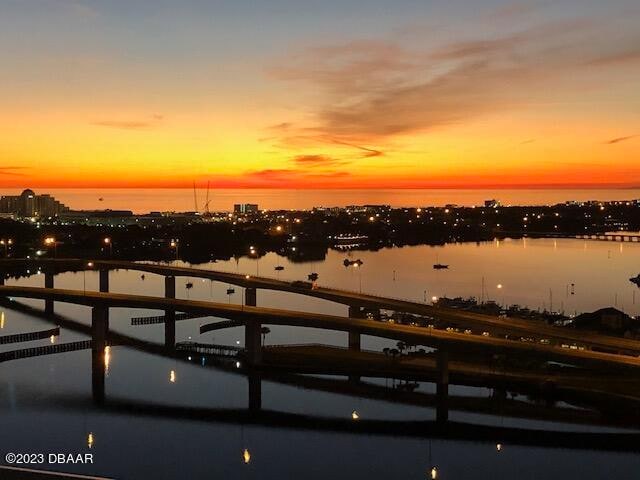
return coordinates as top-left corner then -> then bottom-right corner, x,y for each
127,260 -> 433,305
264,343 -> 381,355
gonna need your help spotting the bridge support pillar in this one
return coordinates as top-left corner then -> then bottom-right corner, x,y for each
245,320 -> 262,365
436,348 -> 449,423
243,287 -> 261,363
348,331 -> 361,351
44,270 -> 54,315
99,269 -> 109,293
91,306 -> 109,405
164,276 -> 176,349
248,372 -> 262,413
245,287 -> 257,307
347,306 -> 365,381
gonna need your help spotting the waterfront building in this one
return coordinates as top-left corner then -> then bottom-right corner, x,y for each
234,203 -> 259,214
0,189 -> 69,218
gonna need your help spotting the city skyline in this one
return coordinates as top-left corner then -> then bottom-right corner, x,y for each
1,0 -> 639,189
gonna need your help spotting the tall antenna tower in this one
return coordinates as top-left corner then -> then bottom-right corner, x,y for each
204,181 -> 211,215
193,181 -> 198,212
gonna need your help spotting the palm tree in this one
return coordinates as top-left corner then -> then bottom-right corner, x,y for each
260,326 -> 271,346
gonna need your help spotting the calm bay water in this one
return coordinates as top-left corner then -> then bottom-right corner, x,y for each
1,238 -> 640,478
2,188 -> 640,213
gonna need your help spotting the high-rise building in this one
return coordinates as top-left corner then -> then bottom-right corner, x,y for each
0,189 -> 70,217
234,203 -> 259,214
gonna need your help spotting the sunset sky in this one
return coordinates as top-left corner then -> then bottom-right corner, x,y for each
1,0 -> 639,189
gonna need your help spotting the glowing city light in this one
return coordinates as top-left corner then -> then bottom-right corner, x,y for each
351,410 -> 360,420
87,432 -> 94,449
242,448 -> 251,464
430,466 -> 438,479
169,370 -> 176,383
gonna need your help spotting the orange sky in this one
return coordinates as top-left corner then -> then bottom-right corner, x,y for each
1,1 -> 639,189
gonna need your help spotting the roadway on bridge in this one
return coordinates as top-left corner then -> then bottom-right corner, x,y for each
2,284 -> 640,371
3,258 -> 640,357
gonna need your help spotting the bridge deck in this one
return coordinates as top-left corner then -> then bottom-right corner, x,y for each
2,285 -> 640,370
4,258 -> 640,357
262,344 -> 640,401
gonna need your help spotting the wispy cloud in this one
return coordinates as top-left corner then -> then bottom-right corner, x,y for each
269,16 -> 640,146
205,167 -> 352,188
605,134 -> 639,145
90,115 -> 164,130
0,166 -> 28,177
292,154 -> 347,167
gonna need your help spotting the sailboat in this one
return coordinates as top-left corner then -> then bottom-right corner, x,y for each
433,253 -> 449,270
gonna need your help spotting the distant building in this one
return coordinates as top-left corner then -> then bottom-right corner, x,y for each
234,203 -> 259,214
345,205 -> 390,213
0,189 -> 69,217
484,199 -> 501,208
572,307 -> 639,336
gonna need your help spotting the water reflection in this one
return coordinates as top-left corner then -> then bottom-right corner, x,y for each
242,448 -> 251,464
2,244 -> 640,478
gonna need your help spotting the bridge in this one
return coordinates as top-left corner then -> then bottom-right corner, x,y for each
2,291 -> 640,453
3,259 -> 640,426
3,258 -> 640,357
501,231 -> 640,243
2,284 -> 640,373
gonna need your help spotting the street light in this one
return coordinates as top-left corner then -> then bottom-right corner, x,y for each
352,262 -> 362,293
497,284 -> 505,306
103,237 -> 112,257
170,240 -> 179,261
249,246 -> 259,276
44,237 -> 57,257
0,239 -> 12,257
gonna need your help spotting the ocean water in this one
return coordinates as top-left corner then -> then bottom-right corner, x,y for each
2,188 -> 639,213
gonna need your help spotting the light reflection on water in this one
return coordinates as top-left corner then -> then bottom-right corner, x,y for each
1,239 -> 640,478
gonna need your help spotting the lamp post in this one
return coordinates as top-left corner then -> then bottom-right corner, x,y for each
44,237 -> 57,257
0,239 -> 12,257
170,239 -> 179,261
353,263 -> 362,293
249,246 -> 259,276
497,283 -> 505,307
103,237 -> 112,257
